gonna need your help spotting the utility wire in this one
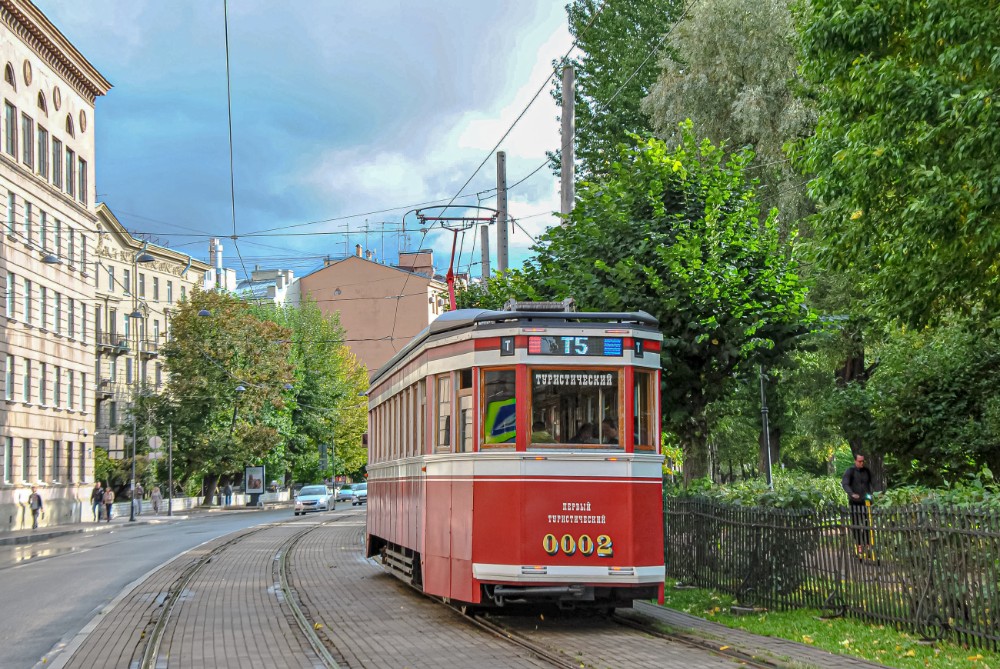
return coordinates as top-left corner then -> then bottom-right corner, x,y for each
222,0 -> 251,283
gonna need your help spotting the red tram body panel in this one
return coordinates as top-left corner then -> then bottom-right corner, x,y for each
366,305 -> 665,609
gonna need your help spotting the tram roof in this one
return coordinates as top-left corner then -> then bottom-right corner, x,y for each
371,308 -> 659,385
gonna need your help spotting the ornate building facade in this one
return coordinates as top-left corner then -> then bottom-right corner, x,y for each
0,0 -> 111,529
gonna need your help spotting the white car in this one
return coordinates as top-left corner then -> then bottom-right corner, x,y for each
294,485 -> 334,515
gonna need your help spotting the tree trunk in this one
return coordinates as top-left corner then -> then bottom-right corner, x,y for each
202,473 -> 220,506
681,412 -> 710,484
836,330 -> 886,490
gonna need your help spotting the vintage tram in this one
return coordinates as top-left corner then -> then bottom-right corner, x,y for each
365,301 -> 665,609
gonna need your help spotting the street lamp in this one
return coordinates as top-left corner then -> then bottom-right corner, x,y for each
129,249 -> 155,521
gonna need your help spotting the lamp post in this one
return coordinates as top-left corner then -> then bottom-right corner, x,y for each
128,249 -> 155,521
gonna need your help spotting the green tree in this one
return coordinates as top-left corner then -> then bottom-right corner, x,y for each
791,0 -> 1000,325
642,0 -> 815,227
454,269 -> 541,310
869,318 -> 1000,485
255,299 -> 369,485
531,126 -> 812,481
151,290 -> 295,503
554,0 -> 683,178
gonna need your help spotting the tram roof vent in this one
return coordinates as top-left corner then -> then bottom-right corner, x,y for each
503,298 -> 576,313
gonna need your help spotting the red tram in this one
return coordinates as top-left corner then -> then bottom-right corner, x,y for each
365,301 -> 665,609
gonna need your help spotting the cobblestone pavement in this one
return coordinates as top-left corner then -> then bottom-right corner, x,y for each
52,509 -> 888,669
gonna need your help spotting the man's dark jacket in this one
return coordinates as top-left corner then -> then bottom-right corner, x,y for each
842,465 -> 873,505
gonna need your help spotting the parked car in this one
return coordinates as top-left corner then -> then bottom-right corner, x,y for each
351,482 -> 368,506
336,484 -> 356,503
294,485 -> 334,515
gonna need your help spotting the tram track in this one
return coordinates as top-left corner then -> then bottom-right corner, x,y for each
136,515 -> 350,669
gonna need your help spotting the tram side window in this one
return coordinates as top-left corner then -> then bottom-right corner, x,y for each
436,374 -> 451,453
482,369 -> 516,448
634,370 -> 655,451
531,369 -> 621,449
458,368 -> 473,453
417,379 -> 426,455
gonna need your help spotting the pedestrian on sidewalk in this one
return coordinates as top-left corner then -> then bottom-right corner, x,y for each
103,486 -> 115,522
151,486 -> 162,514
842,453 -> 874,557
134,483 -> 144,516
28,486 -> 43,529
224,482 -> 233,506
91,482 -> 104,521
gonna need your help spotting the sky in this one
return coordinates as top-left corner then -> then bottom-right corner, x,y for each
33,0 -> 574,281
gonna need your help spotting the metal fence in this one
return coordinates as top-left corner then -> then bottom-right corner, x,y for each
666,498 -> 1000,651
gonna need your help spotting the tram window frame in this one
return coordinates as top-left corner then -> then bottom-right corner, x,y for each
417,379 -> 426,455
436,373 -> 452,453
529,366 -> 623,450
458,368 -> 473,453
633,370 -> 656,451
481,368 -> 516,450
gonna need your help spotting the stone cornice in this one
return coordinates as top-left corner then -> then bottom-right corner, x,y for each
95,203 -> 211,275
0,0 -> 111,105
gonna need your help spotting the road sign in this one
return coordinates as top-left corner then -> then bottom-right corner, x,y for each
149,435 -> 163,449
148,450 -> 163,461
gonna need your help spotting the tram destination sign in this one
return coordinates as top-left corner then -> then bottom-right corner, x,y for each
526,335 -> 623,357
533,371 -> 615,387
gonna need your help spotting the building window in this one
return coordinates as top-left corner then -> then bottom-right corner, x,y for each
123,268 -> 131,295
65,113 -> 74,137
6,191 -> 14,235
67,369 -> 75,410
22,278 -> 31,325
36,125 -> 48,179
52,138 -> 62,188
78,441 -> 85,483
155,362 -> 162,388
67,442 -> 74,483
81,235 -> 87,269
78,158 -> 87,204
181,285 -> 186,302
81,372 -> 86,413
81,300 -> 87,343
65,147 -> 75,197
109,308 -> 117,339
39,362 -> 46,405
20,112 -> 32,168
52,440 -> 60,482
38,439 -> 46,482
124,313 -> 130,341
39,286 -> 47,330
108,265 -> 115,292
4,101 -> 16,157
54,219 -> 61,256
67,229 -> 75,265
54,365 -> 61,408
138,273 -> 145,298
5,272 -> 14,316
167,281 -> 173,304
126,358 -> 133,385
68,297 -> 75,337
5,354 -> 13,400
109,402 -> 118,427
22,200 -> 31,244
153,277 -> 159,301
54,292 -> 61,334
3,64 -> 14,88
21,439 -> 29,482
3,436 -> 12,483
39,210 -> 47,250
22,359 -> 30,402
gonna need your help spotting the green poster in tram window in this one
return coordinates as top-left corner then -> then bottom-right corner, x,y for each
484,397 -> 517,443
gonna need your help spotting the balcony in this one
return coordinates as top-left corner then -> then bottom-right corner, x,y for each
97,331 -> 129,354
140,339 -> 159,358
98,377 -> 113,399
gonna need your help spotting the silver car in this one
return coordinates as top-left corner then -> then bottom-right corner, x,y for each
351,482 -> 368,506
335,484 -> 356,503
294,485 -> 334,515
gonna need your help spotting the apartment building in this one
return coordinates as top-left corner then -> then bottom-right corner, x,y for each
92,204 -> 209,458
0,0 -> 110,530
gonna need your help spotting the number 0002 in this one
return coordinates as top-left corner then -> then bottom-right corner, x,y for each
542,533 -> 613,557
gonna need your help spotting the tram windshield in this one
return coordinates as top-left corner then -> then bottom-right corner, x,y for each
530,369 -> 621,449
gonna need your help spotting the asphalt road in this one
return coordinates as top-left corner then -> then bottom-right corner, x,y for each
0,507 -> 309,669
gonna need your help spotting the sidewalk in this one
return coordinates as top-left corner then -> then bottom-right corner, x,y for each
0,502 -> 270,546
631,601 -> 892,669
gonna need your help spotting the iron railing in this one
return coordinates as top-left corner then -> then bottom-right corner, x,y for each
666,497 -> 1000,650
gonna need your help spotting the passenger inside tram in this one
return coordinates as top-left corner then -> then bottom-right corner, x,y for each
531,420 -> 554,443
600,418 -> 619,444
571,422 -> 596,443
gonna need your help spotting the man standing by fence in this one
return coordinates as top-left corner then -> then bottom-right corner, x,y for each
842,453 -> 874,557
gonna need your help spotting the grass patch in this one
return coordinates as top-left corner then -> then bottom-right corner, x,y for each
662,581 -> 1000,669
